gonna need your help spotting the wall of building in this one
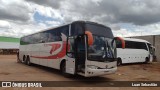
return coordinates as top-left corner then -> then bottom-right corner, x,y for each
0,49 -> 18,55
128,35 -> 160,61
0,36 -> 20,55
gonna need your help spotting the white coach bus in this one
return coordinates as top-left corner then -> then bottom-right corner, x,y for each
18,21 -> 125,77
116,38 -> 153,65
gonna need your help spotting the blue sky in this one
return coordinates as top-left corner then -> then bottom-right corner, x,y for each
34,12 -> 55,23
33,11 -> 63,26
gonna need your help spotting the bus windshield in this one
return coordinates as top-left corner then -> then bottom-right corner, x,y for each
87,35 -> 115,61
85,24 -> 115,61
85,23 -> 113,38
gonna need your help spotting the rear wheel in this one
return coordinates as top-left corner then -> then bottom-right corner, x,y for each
26,56 -> 31,66
117,58 -> 122,66
23,56 -> 26,64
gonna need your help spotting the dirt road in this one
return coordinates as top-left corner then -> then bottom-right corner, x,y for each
0,55 -> 159,90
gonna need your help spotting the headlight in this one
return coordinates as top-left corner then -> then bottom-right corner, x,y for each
87,65 -> 99,69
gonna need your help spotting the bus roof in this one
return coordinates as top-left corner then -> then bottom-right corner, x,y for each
21,21 -> 111,38
123,38 -> 150,44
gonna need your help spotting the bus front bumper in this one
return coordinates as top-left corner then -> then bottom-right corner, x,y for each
85,67 -> 117,77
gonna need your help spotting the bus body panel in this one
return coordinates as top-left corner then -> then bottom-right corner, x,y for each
116,38 -> 153,64
85,60 -> 117,77
31,41 -> 64,69
117,48 -> 149,63
38,41 -> 63,69
31,44 -> 40,64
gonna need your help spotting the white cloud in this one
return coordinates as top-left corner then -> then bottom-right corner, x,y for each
32,4 -> 63,20
0,0 -> 58,38
26,0 -> 62,9
113,23 -> 160,37
0,20 -> 48,38
0,20 -> 11,29
45,21 -> 62,26
1,0 -> 160,38
0,0 -> 34,22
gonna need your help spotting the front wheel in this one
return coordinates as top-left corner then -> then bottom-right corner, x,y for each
60,61 -> 70,77
145,57 -> 149,64
61,62 -> 66,75
117,58 -> 122,66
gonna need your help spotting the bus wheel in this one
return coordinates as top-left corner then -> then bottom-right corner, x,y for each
145,57 -> 149,64
61,61 -> 66,75
117,58 -> 122,66
26,56 -> 31,66
23,56 -> 26,64
60,61 -> 70,77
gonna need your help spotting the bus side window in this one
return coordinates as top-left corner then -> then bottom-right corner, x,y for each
47,33 -> 55,42
135,42 -> 148,50
68,39 -> 75,52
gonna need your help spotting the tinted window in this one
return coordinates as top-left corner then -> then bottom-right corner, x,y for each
125,41 -> 134,48
125,41 -> 147,50
20,35 -> 33,45
31,33 -> 41,44
138,42 -> 148,50
85,23 -> 113,38
71,22 -> 84,36
116,40 -> 147,50
61,25 -> 69,36
20,25 -> 69,45
43,25 -> 69,42
20,37 -> 27,45
43,29 -> 62,42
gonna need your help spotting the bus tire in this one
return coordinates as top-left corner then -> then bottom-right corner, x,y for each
145,57 -> 149,64
26,56 -> 32,66
117,58 -> 122,66
60,60 -> 70,77
23,55 -> 26,64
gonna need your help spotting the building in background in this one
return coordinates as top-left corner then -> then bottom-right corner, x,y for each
0,36 -> 20,54
128,35 -> 160,62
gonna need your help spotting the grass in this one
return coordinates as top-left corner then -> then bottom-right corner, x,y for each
0,36 -> 20,43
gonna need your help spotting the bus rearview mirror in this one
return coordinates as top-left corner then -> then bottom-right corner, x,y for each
115,37 -> 125,49
85,31 -> 94,46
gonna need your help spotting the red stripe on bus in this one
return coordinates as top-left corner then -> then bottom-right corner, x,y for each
49,44 -> 61,54
31,41 -> 69,59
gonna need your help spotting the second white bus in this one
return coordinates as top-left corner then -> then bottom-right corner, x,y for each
116,38 -> 153,65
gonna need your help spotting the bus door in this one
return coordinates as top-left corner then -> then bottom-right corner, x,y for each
66,35 -> 86,74
66,36 -> 76,74
75,35 -> 86,73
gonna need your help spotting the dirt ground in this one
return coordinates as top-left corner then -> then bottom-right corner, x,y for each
0,55 -> 159,90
